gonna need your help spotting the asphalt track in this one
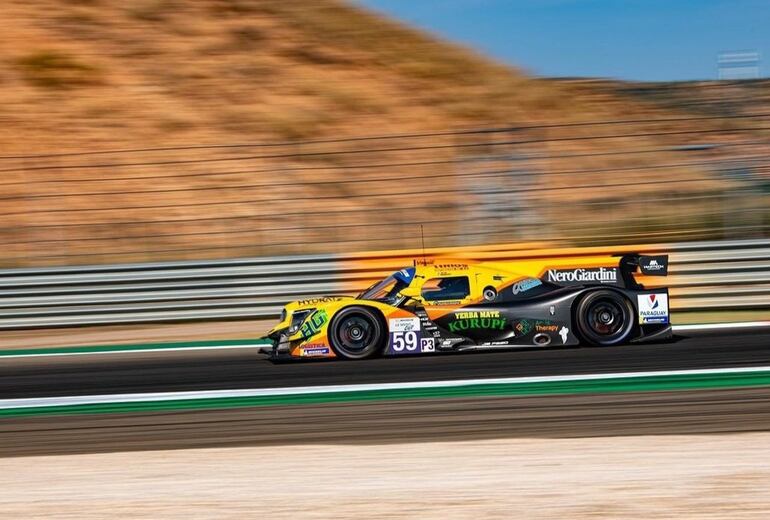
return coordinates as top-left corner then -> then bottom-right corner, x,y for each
4,387 -> 770,457
2,328 -> 770,456
2,329 -> 770,399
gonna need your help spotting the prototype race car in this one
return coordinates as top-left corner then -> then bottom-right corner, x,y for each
262,253 -> 671,360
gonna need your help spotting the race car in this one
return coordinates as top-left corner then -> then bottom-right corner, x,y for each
261,253 -> 671,360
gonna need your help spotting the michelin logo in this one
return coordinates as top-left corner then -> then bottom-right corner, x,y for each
302,347 -> 330,357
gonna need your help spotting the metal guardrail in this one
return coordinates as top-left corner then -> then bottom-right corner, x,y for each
0,239 -> 767,329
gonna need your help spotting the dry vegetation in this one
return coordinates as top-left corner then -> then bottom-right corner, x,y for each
0,0 -> 766,265
0,0 -> 693,151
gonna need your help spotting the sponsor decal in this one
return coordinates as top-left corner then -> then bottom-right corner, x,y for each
448,311 -> 506,333
643,259 -> 664,271
640,255 -> 668,275
435,263 -> 468,270
535,321 -> 558,333
299,309 -> 328,338
389,317 -> 420,332
546,267 -> 618,284
454,310 -> 501,319
558,326 -> 569,344
301,346 -> 330,357
511,278 -> 543,295
296,296 -> 343,306
420,337 -> 435,353
637,293 -> 669,324
514,320 -> 533,336
390,330 -> 420,353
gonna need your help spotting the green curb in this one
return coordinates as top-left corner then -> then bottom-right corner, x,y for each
4,370 -> 770,418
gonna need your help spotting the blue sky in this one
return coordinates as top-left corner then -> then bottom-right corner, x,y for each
355,0 -> 769,81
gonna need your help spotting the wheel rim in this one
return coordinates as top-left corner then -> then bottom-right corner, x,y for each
336,315 -> 375,354
585,298 -> 628,341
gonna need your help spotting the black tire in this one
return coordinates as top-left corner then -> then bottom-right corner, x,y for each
328,306 -> 386,360
574,290 -> 635,347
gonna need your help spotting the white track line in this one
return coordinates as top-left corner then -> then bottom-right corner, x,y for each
672,321 -> 770,331
3,365 -> 770,410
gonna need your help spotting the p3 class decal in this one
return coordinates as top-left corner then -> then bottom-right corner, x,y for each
420,337 -> 436,353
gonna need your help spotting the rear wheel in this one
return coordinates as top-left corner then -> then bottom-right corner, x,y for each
574,290 -> 634,346
328,306 -> 385,360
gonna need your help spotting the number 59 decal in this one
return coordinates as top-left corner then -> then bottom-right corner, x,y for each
391,331 -> 419,352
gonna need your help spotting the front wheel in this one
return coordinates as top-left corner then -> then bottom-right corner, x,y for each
328,307 -> 385,360
574,290 -> 635,346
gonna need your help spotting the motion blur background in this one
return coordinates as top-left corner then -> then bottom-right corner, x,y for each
3,3 -> 770,519
0,0 -> 767,267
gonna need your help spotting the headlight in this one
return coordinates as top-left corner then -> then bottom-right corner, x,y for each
288,309 -> 314,334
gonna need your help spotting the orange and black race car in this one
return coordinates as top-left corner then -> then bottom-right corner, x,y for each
261,253 -> 670,360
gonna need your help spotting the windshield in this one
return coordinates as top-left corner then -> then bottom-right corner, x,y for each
358,275 -> 409,303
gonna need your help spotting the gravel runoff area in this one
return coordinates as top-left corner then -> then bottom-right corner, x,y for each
2,433 -> 770,519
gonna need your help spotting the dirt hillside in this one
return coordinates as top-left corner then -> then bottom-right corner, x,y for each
0,0 -> 765,265
0,0 -> 695,153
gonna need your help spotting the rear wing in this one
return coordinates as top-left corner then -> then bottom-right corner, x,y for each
618,253 -> 669,288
